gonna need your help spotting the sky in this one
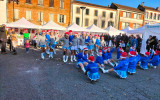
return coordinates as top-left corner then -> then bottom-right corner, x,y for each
76,0 -> 160,9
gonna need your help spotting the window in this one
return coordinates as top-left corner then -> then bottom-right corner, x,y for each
126,12 -> 131,18
49,0 -> 54,7
101,20 -> 105,28
57,14 -> 66,23
123,12 -> 126,17
110,12 -> 113,18
137,14 -> 141,19
94,19 -> 97,26
154,13 -> 157,20
60,0 -> 64,9
150,13 -> 153,19
122,22 -> 125,29
94,10 -> 98,16
76,17 -> 80,25
49,13 -> 54,21
108,21 -> 114,27
26,0 -> 31,4
133,23 -> 136,29
102,11 -> 106,17
26,10 -> 31,20
14,9 -> 19,19
136,24 -> 140,28
134,13 -> 137,19
85,18 -> 89,26
38,0 -> 43,5
126,22 -> 130,27
146,12 -> 148,19
86,9 -> 89,15
76,7 -> 80,14
38,12 -> 43,21
158,14 -> 160,20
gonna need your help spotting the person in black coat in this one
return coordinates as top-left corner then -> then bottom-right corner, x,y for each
146,35 -> 152,52
136,35 -> 142,52
0,25 -> 7,54
116,33 -> 122,48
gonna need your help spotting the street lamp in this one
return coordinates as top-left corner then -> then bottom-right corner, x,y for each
80,6 -> 86,27
8,0 -> 19,22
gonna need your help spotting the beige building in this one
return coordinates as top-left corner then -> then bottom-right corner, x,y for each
138,3 -> 160,24
72,1 -> 117,29
110,3 -> 144,30
0,0 -> 7,25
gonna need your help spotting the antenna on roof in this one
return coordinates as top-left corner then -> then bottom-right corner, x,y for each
141,2 -> 144,6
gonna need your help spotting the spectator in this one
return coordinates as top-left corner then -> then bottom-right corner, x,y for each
146,35 -> 152,51
11,28 -> 18,55
131,36 -> 137,49
120,41 -> 126,50
0,24 -> 7,54
23,29 -> 29,47
106,33 -> 111,46
150,36 -> 158,50
7,29 -> 13,52
33,33 -> 38,48
157,40 -> 160,51
121,34 -> 129,50
136,35 -> 142,52
116,33 -> 122,48
111,35 -> 116,46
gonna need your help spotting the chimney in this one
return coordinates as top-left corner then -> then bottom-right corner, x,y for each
141,2 -> 144,6
156,7 -> 159,11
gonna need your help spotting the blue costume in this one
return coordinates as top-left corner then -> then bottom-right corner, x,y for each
75,52 -> 88,67
102,52 -> 108,61
86,62 -> 99,81
149,55 -> 159,67
113,59 -> 129,78
69,35 -> 74,43
117,48 -> 122,60
85,36 -> 89,43
139,51 -> 153,70
95,39 -> 100,46
107,48 -> 115,59
127,54 -> 141,74
95,56 -> 104,65
45,34 -> 51,46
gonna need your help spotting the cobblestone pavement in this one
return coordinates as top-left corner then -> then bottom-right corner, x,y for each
0,47 -> 160,100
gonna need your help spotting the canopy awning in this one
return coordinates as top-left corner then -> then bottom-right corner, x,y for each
105,26 -> 125,36
86,24 -> 107,33
66,23 -> 89,32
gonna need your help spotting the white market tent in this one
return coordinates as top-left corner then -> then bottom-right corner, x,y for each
66,23 -> 89,32
6,17 -> 39,29
127,26 -> 145,34
41,20 -> 66,30
86,24 -> 107,33
121,26 -> 133,33
105,26 -> 125,36
140,24 -> 160,54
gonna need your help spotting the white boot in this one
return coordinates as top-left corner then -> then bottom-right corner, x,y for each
65,56 -> 68,62
46,49 -> 49,54
153,66 -> 157,69
51,52 -> 53,59
104,70 -> 109,73
109,62 -> 115,67
71,55 -> 73,62
49,52 -> 51,58
74,55 -> 77,61
100,67 -> 105,73
41,53 -> 44,60
63,55 -> 65,62
81,67 -> 86,73
54,49 -> 56,54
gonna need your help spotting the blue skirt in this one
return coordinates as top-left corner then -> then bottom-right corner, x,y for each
87,71 -> 99,81
87,45 -> 94,50
63,46 -> 70,50
127,68 -> 136,74
40,45 -> 46,48
114,70 -> 127,79
139,64 -> 148,70
77,61 -> 86,68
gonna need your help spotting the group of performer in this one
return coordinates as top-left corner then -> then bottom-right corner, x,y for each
36,29 -> 160,82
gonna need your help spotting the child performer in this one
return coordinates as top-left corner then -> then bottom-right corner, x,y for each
102,47 -> 109,65
139,51 -> 153,70
95,35 -> 101,54
105,52 -> 129,79
25,40 -> 30,53
75,48 -> 89,73
127,51 -> 141,74
59,32 -> 70,62
148,51 -> 160,69
39,31 -> 46,60
100,36 -> 106,49
117,47 -> 124,60
106,46 -> 117,67
79,32 -> 86,52
86,56 -> 100,82
45,30 -> 51,54
53,30 -> 59,54
69,30 -> 73,52
95,50 -> 106,73
87,35 -> 94,56
49,31 -> 55,59
70,32 -> 79,62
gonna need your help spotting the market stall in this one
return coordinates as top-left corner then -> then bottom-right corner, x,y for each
66,23 -> 89,32
86,24 -> 106,34
105,26 -> 125,36
121,26 -> 133,33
